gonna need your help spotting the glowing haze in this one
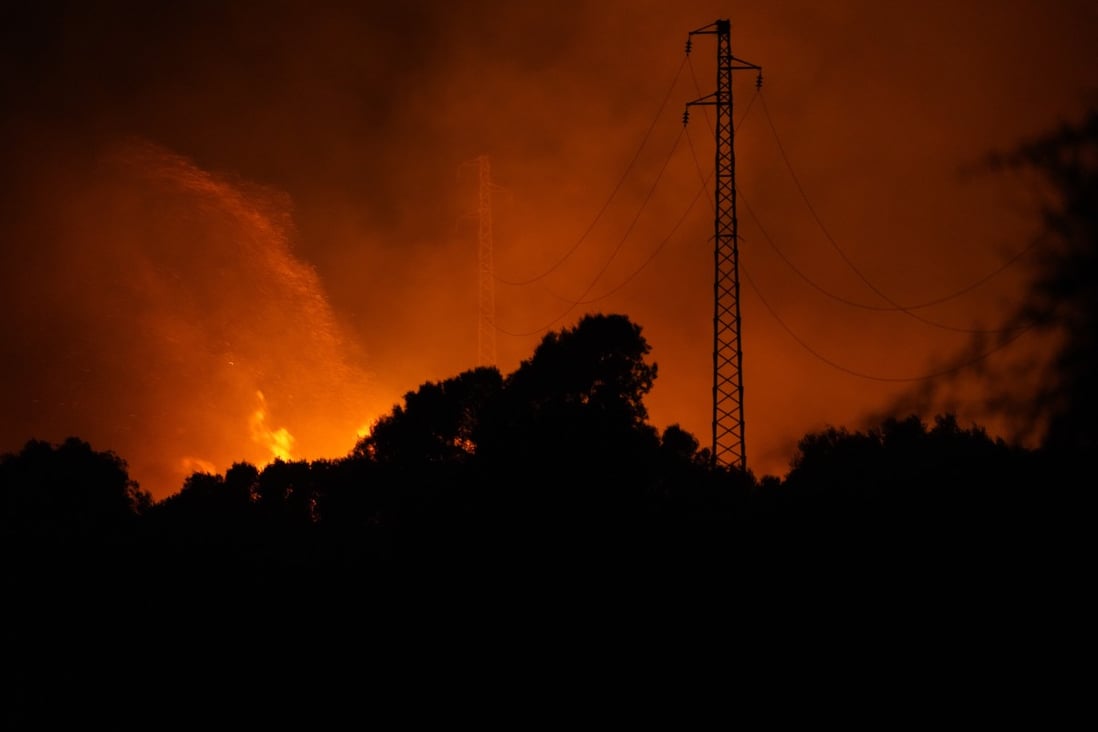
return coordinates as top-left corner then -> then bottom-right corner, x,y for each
2,1 -> 1096,499
1,139 -> 384,497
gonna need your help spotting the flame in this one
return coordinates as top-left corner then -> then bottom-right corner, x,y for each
0,138 -> 398,499
249,390 -> 295,462
180,456 -> 218,475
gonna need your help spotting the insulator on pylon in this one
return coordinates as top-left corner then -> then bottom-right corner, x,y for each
756,72 -> 763,89
685,38 -> 692,55
683,109 -> 690,126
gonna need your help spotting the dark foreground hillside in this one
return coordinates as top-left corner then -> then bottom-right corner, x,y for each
5,302 -> 1092,724
5,421 -> 1082,727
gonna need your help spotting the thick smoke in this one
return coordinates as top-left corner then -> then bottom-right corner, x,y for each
0,138 -> 383,498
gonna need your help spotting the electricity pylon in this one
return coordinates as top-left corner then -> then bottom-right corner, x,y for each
477,154 -> 497,368
685,19 -> 762,471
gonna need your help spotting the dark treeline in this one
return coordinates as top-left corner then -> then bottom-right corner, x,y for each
7,107 -> 1097,724
3,313 -> 1060,582
4,311 -> 1074,723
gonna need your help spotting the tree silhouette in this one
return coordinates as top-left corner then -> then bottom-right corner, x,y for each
1,436 -> 150,540
504,312 -> 657,431
145,462 -> 257,540
356,365 -> 504,465
773,412 -> 1041,579
494,313 -> 663,526
256,457 -> 316,527
3,438 -> 155,727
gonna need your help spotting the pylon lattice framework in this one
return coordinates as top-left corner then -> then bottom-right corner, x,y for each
687,19 -> 762,471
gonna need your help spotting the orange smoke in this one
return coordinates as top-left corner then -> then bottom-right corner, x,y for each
0,138 -> 391,499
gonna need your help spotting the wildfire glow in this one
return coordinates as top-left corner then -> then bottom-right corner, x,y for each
250,390 -> 296,462
1,2 -> 1091,500
180,456 -> 218,476
0,138 -> 395,499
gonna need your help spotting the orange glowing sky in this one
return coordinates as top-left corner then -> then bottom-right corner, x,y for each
2,0 -> 1097,499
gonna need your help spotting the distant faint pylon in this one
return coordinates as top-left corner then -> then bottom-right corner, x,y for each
477,155 -> 497,368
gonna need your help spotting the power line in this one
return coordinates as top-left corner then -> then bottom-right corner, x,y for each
737,188 -> 1035,335
741,261 -> 1035,382
682,90 -> 757,183
755,90 -> 1032,334
684,115 -> 1035,381
530,82 -> 759,311
543,170 -> 710,306
494,126 -> 687,337
742,180 -> 1044,312
493,53 -> 757,337
494,54 -> 689,287
511,85 -> 758,316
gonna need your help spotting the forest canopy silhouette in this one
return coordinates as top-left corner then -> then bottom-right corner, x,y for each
5,105 -> 1094,726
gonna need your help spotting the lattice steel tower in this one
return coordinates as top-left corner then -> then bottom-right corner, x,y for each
686,19 -> 762,471
476,155 -> 497,368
